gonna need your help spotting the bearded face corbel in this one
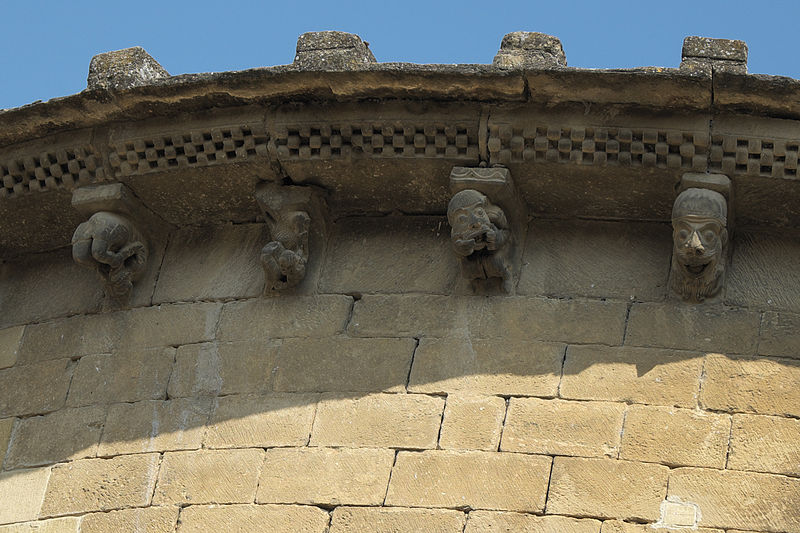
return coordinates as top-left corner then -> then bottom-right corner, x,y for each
447,189 -> 513,293
670,187 -> 728,303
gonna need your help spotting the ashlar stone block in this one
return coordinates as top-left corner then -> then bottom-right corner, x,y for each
0,467 -> 51,525
438,395 -> 507,451
256,447 -> 395,506
728,414 -> 800,476
385,450 -> 552,512
561,345 -> 704,408
310,393 -> 443,449
153,448 -> 263,505
547,457 -> 669,521
80,507 -> 178,533
330,507 -> 466,533
203,393 -> 317,449
0,326 -> 23,369
5,406 -> 104,469
501,398 -> 625,458
466,512 -> 601,533
0,359 -> 73,417
177,504 -> 330,533
409,338 -> 563,396
40,454 -> 159,517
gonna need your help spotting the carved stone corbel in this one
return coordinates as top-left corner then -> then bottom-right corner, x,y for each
670,173 -> 732,303
71,183 -> 151,302
255,181 -> 327,292
447,166 -> 526,293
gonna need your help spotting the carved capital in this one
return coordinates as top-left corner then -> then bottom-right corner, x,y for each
71,183 -> 150,301
670,173 -> 732,303
256,182 -> 326,292
448,167 -> 526,294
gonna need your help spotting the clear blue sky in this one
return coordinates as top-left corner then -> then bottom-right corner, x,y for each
1,0 -> 795,110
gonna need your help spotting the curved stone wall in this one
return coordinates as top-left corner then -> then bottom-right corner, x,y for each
0,32 -> 799,532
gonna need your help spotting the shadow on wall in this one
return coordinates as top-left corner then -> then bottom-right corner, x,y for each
1,216 -> 800,531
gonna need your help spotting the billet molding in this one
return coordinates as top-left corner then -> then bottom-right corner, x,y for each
71,183 -> 151,303
0,145 -> 106,199
670,173 -> 732,303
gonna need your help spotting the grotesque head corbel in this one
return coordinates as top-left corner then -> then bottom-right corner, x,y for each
670,187 -> 729,303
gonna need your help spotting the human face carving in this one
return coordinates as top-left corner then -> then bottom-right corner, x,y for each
673,217 -> 725,278
450,202 -> 495,251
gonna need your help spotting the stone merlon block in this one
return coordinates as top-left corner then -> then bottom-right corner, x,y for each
87,46 -> 169,91
682,36 -> 748,62
493,31 -> 566,68
294,31 -> 376,69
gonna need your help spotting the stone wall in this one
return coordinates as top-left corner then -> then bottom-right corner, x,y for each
1,214 -> 799,532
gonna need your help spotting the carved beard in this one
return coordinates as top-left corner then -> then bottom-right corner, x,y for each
670,254 -> 724,303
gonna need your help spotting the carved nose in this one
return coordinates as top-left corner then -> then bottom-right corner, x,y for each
687,232 -> 704,254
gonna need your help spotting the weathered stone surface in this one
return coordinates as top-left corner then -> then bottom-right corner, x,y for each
668,467 -> 800,531
439,395 -> 506,451
257,447 -> 394,506
0,518 -> 80,533
466,512 -> 601,533
5,406 -> 104,468
0,359 -> 73,417
547,457 -> 669,521
117,302 -> 221,348
41,454 -> 159,517
561,345 -> 704,408
331,507 -> 466,533
600,521 -> 722,533
0,418 -> 14,468
177,504 -> 330,533
349,295 -> 627,344
519,220 -> 670,301
0,248 -> 103,329
153,224 -> 265,303
153,448 -> 263,505
310,393 -> 443,449
320,216 -> 458,294
217,295 -> 351,341
294,31 -> 376,70
0,327 -> 23,370
493,31 -> 566,69
726,229 -> 800,312
81,507 -> 178,533
87,46 -> 169,91
760,311 -> 800,359
625,303 -> 760,354
409,338 -> 563,396
349,295 -> 473,338
16,313 -> 117,364
619,405 -> 730,468
683,36 -> 748,62
0,467 -> 50,525
728,414 -> 800,476
168,341 -> 280,398
98,398 -> 213,456
477,297 -> 627,344
700,354 -> 800,417
386,450 -> 551,512
67,347 -> 174,406
274,337 -> 415,393
501,398 -> 625,458
204,393 -> 317,449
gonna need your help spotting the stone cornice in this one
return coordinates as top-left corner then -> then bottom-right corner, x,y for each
3,33 -> 800,257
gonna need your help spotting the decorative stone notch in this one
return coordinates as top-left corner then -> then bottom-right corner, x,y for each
256,181 -> 327,292
447,166 -> 526,294
670,173 -> 732,303
71,183 -> 150,301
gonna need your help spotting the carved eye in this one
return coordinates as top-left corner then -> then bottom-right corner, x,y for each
678,229 -> 689,240
703,230 -> 716,242
475,208 -> 485,218
457,214 -> 468,225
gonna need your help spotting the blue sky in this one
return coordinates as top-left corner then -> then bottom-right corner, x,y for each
0,0 -> 795,110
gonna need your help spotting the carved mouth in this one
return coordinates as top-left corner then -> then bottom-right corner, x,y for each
682,260 -> 711,276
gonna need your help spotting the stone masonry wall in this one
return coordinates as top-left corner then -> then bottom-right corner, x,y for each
1,216 -> 799,532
